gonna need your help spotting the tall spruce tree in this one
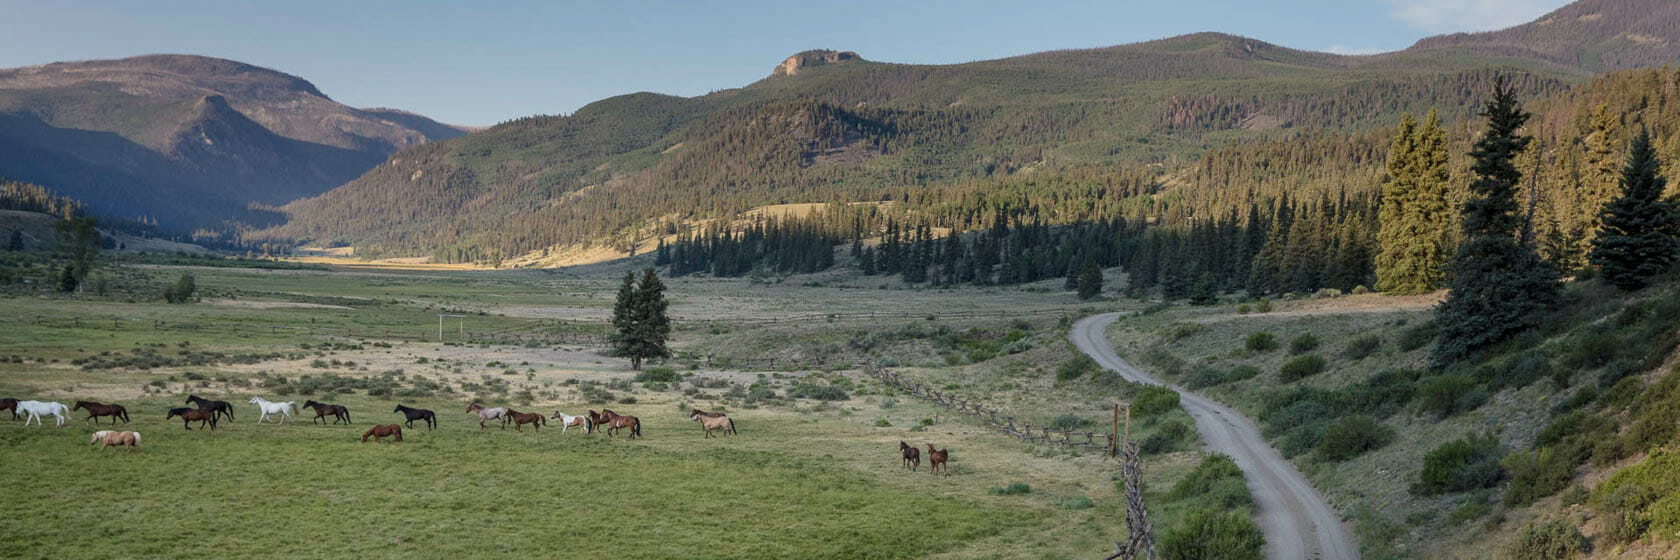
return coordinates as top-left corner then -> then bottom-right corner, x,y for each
1077,253 -> 1103,300
610,268 -> 671,370
1376,111 -> 1450,294
1589,129 -> 1680,290
1433,80 -> 1559,366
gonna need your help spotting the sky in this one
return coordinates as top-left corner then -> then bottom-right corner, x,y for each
0,0 -> 1574,126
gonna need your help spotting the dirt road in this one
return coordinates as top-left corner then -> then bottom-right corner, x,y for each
1071,313 -> 1359,560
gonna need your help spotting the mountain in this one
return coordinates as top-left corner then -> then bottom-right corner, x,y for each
1409,0 -> 1680,72
0,54 -> 467,228
259,0 -> 1676,263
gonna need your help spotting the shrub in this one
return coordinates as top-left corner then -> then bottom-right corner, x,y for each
1317,415 -> 1393,462
634,367 -> 680,384
988,482 -> 1031,495
787,383 -> 848,401
1398,321 -> 1437,351
1056,354 -> 1098,382
1245,332 -> 1278,352
1185,364 -> 1227,389
1412,432 -> 1504,496
1416,374 -> 1486,418
1159,509 -> 1264,560
1224,364 -> 1261,383
1288,333 -> 1320,355
1565,332 -> 1620,369
1342,335 -> 1382,360
1503,519 -> 1589,560
1168,455 -> 1252,509
1131,385 -> 1180,417
1049,413 -> 1088,431
1059,496 -> 1094,510
1141,419 -> 1191,455
873,419 -> 890,427
1278,355 -> 1327,382
1255,298 -> 1273,313
1503,448 -> 1576,506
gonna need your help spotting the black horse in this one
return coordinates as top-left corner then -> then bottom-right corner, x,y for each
393,404 -> 436,430
303,400 -> 351,425
185,395 -> 234,423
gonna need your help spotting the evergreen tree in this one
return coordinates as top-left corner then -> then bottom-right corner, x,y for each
1189,271 -> 1218,305
1376,111 -> 1450,294
611,268 -> 671,370
1589,129 -> 1680,290
6,229 -> 22,251
1433,80 -> 1558,366
58,265 -> 76,293
654,238 -> 670,266
860,247 -> 877,275
1077,253 -> 1103,300
54,216 -> 99,292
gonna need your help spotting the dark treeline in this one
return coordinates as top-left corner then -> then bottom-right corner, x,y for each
658,216 -> 842,277
0,177 -> 85,220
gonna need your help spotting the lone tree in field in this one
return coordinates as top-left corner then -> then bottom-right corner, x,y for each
611,267 -> 671,370
1376,110 -> 1451,294
1433,80 -> 1558,366
1589,129 -> 1680,290
1077,253 -> 1102,300
55,216 -> 100,292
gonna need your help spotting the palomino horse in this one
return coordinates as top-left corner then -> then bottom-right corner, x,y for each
91,430 -> 141,452
361,424 -> 403,443
466,403 -> 510,430
393,405 -> 436,430
185,395 -> 235,423
302,400 -> 351,425
688,409 -> 736,438
506,409 -> 546,432
900,441 -> 921,471
548,411 -> 592,436
18,400 -> 68,427
73,401 -> 129,424
167,407 -> 218,430
1,397 -> 18,420
590,409 -> 642,439
925,443 -> 949,475
249,397 -> 296,424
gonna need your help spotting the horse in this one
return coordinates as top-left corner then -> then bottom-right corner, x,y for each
506,409 -> 546,432
926,443 -> 949,475
92,430 -> 141,452
185,395 -> 234,423
18,400 -> 68,427
591,409 -> 642,439
467,403 -> 510,430
900,441 -> 921,471
689,409 -> 735,438
73,400 -> 129,425
249,397 -> 296,424
167,407 -> 218,430
393,404 -> 436,430
0,397 -> 18,420
548,411 -> 592,436
302,400 -> 351,425
361,424 -> 403,443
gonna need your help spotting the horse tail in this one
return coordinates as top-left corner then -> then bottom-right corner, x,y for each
634,418 -> 642,438
132,432 -> 141,448
728,418 -> 737,435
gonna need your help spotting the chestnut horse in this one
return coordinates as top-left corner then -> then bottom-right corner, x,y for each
302,400 -> 351,425
900,441 -> 921,471
590,409 -> 642,439
73,401 -> 129,425
91,430 -> 141,451
361,424 -> 403,443
925,443 -> 949,475
1,397 -> 17,420
688,409 -> 735,437
185,395 -> 234,422
506,409 -> 546,432
167,407 -> 217,430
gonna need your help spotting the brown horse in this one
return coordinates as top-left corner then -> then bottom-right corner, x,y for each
590,409 -> 642,439
91,430 -> 141,451
900,441 -> 921,471
361,424 -> 403,443
167,407 -> 218,430
302,400 -> 351,425
926,443 -> 948,475
688,409 -> 735,437
73,401 -> 129,424
506,409 -> 546,432
1,397 -> 18,420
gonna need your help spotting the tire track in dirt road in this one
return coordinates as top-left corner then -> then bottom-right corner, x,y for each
1071,313 -> 1359,560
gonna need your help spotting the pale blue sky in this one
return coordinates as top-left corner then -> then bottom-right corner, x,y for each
0,0 -> 1572,126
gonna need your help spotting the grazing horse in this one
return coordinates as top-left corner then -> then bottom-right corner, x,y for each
361,424 -> 403,443
249,397 -> 296,424
302,400 -> 351,425
900,441 -> 921,471
393,405 -> 436,430
167,407 -> 218,430
91,430 -> 141,452
73,401 -> 129,425
688,409 -> 736,438
506,409 -> 546,432
18,400 -> 68,427
591,409 -> 642,439
548,411 -> 592,436
926,443 -> 949,475
185,395 -> 234,423
467,403 -> 510,430
1,397 -> 18,420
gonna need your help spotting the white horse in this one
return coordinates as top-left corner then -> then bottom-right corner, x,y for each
18,400 -> 67,427
548,410 -> 593,436
249,397 -> 296,424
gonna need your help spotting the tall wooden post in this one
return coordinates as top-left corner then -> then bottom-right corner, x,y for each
1111,402 -> 1120,458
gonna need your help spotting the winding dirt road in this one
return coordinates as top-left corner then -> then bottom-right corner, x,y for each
1071,313 -> 1359,560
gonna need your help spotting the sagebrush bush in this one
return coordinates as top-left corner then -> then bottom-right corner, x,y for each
1412,432 -> 1505,496
1224,364 -> 1262,383
1131,385 -> 1180,417
1503,518 -> 1589,560
1317,415 -> 1392,462
1278,354 -> 1327,382
988,482 -> 1031,495
1289,333 -> 1320,354
1342,335 -> 1382,360
1056,354 -> 1097,382
634,367 -> 680,384
1159,509 -> 1264,560
1168,455 -> 1252,508
1245,332 -> 1278,352
1398,321 -> 1437,351
1185,364 -> 1227,389
1502,448 -> 1576,506
787,383 -> 848,401
1416,374 -> 1486,418
1141,419 -> 1191,455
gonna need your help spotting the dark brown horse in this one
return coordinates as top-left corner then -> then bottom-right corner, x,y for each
303,400 -> 351,425
185,395 -> 234,422
506,409 -> 546,432
926,443 -> 948,475
73,401 -> 129,424
0,398 -> 18,420
167,407 -> 218,430
361,424 -> 403,443
590,409 -> 642,439
900,441 -> 921,471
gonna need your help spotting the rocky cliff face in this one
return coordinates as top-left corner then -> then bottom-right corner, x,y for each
771,50 -> 862,77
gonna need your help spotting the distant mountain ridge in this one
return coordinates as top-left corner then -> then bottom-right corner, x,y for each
1408,0 -> 1680,71
0,54 -> 467,227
